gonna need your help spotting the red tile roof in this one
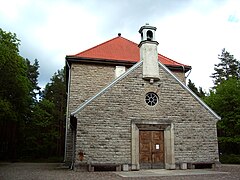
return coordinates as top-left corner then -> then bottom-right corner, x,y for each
69,36 -> 190,69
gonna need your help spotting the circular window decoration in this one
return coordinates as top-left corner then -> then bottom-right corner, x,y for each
145,92 -> 159,106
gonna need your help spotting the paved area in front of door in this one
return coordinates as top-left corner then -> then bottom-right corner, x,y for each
115,169 -> 228,178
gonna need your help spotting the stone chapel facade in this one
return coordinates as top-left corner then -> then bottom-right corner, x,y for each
65,24 -> 220,171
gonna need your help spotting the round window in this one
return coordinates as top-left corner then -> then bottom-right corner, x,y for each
145,92 -> 158,106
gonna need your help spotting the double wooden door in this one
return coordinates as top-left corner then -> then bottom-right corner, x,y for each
139,130 -> 164,169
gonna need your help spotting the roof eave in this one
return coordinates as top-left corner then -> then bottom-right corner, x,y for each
165,64 -> 192,73
66,56 -> 136,66
66,56 -> 191,72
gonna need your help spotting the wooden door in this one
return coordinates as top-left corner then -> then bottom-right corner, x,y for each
139,130 -> 164,169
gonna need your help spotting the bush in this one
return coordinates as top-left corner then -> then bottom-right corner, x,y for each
220,154 -> 240,164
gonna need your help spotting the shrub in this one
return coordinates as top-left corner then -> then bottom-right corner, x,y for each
220,154 -> 240,164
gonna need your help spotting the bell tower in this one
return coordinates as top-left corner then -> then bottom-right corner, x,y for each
139,24 -> 160,82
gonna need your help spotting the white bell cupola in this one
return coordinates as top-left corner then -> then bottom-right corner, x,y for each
139,23 -> 157,41
139,24 -> 160,82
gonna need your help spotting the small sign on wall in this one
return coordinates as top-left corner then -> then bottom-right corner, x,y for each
156,144 -> 160,150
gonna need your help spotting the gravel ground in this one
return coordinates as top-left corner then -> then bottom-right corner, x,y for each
0,163 -> 239,180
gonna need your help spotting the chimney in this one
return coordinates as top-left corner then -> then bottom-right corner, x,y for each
138,24 -> 160,82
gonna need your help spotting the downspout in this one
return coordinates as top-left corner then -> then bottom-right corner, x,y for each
181,65 -> 186,84
181,65 -> 192,83
70,125 -> 76,170
64,60 -> 71,162
185,68 -> 192,79
181,65 -> 185,73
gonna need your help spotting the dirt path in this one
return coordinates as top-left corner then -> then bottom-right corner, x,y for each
0,163 -> 239,180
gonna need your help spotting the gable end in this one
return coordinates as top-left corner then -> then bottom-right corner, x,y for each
158,61 -> 221,121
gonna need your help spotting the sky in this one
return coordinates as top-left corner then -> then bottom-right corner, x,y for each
0,0 -> 239,91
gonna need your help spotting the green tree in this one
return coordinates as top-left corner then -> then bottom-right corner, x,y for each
26,58 -> 40,102
0,28 -> 31,160
23,99 -> 57,158
204,78 -> 240,154
187,79 -> 206,98
205,49 -> 240,158
211,48 -> 240,87
42,67 -> 66,157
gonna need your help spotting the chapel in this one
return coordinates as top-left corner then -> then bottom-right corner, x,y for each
64,24 -> 220,171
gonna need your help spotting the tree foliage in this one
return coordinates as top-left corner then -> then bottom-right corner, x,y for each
211,48 -> 240,87
204,49 -> 240,155
23,99 -> 57,158
26,58 -> 40,102
0,28 -> 67,161
0,28 -> 32,160
204,78 -> 240,154
0,28 -> 31,121
20,67 -> 66,159
187,79 -> 206,98
42,68 -> 66,157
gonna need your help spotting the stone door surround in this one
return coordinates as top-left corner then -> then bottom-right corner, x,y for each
131,119 -> 175,170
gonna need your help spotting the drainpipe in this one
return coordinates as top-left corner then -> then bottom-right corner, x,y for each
185,68 -> 192,79
64,60 -> 71,163
181,65 -> 185,73
181,65 -> 192,83
181,65 -> 186,84
70,126 -> 76,170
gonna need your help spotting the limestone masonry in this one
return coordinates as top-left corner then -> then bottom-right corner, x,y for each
65,24 -> 220,171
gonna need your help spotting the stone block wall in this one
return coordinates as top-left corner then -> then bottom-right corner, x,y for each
65,63 -> 115,163
67,62 -> 186,114
172,71 -> 186,84
68,63 -> 116,112
73,63 -> 219,167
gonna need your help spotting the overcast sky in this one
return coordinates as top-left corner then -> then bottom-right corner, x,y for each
0,0 -> 239,91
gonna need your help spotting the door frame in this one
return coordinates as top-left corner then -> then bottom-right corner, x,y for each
131,120 -> 175,170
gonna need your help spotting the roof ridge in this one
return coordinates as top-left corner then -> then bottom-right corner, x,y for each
119,36 -> 139,46
74,36 -> 139,56
118,37 -> 188,66
68,36 -> 191,69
